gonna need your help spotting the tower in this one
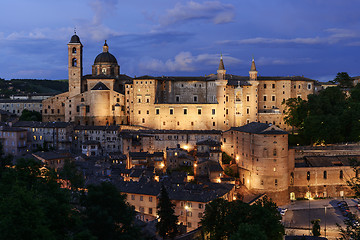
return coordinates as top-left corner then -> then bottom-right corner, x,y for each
68,33 -> 83,98
216,55 -> 228,129
247,57 -> 259,123
249,57 -> 258,80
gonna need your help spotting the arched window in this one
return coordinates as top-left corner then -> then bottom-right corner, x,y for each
307,171 -> 310,181
340,170 -> 343,179
323,171 -> 327,179
72,47 -> 76,53
72,58 -> 77,67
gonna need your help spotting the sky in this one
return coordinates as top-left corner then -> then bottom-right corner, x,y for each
1,0 -> 360,82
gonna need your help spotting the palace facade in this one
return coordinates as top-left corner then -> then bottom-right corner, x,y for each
42,34 -> 315,130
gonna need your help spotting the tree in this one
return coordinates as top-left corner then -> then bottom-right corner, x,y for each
19,109 -> 42,121
229,223 -> 267,240
156,185 -> 178,239
84,182 -> 139,240
311,219 -> 321,237
59,159 -> 84,191
332,72 -> 353,88
283,97 -> 308,132
0,158 -> 83,240
201,197 -> 284,240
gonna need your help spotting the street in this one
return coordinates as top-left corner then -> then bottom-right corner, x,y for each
280,198 -> 360,239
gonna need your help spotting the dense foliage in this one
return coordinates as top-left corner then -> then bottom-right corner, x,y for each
156,185 -> 178,239
0,78 -> 68,97
19,109 -> 42,121
284,82 -> 360,145
0,153 -> 140,240
201,197 -> 284,240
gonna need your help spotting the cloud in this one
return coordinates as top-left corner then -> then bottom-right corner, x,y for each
218,28 -> 360,46
256,57 -> 317,66
139,52 -> 241,73
0,27 -> 73,41
160,1 -> 235,26
89,0 -> 118,25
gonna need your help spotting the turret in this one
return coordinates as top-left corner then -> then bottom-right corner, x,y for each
217,55 -> 226,80
249,57 -> 258,80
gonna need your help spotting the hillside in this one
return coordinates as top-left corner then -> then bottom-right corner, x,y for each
0,79 -> 68,98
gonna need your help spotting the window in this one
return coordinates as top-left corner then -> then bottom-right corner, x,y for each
156,109 -> 160,115
184,108 -> 187,115
263,96 -> 267,101
275,179 -> 278,186
264,84 -> 267,89
170,109 -> 174,115
149,208 -> 153,214
307,83 -> 312,90
198,109 -> 202,115
226,109 -> 228,114
272,96 -> 275,101
340,170 -> 343,179
198,204 -> 203,209
72,58 -> 77,67
187,222 -> 192,228
307,171 -> 310,181
323,171 -> 327,179
212,109 -> 215,115
131,195 -> 135,200
246,108 -> 250,114
273,148 -> 277,156
176,95 -> 180,102
198,213 -> 203,218
272,84 -> 275,88
246,96 -> 250,102
226,95 -> 229,102
193,96 -> 198,102
140,196 -> 143,201
72,47 -> 76,53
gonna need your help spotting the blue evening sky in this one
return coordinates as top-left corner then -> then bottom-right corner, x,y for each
1,0 -> 359,82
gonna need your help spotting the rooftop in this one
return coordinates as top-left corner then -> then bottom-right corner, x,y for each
228,122 -> 288,135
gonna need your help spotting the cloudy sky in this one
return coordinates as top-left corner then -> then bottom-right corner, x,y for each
1,0 -> 360,81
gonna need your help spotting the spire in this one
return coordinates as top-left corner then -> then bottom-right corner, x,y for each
250,56 -> 256,71
249,56 -> 258,80
218,54 -> 225,70
103,40 -> 109,52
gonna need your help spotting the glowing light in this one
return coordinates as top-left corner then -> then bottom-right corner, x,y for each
236,156 -> 239,161
247,179 -> 250,184
183,145 -> 189,150
160,162 -> 165,168
217,178 -> 221,183
194,163 -> 197,168
233,196 -> 237,200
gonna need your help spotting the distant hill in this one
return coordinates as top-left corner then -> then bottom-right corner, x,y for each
0,79 -> 68,98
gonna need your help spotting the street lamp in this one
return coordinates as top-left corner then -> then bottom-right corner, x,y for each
324,204 -> 328,238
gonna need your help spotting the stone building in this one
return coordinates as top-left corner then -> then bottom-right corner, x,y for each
12,121 -> 73,151
116,180 -> 234,232
42,34 -> 315,131
0,126 -> 28,156
72,125 -> 121,154
222,122 -> 292,204
0,99 -> 43,115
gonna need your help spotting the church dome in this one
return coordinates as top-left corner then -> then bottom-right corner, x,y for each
69,34 -> 81,43
94,40 -> 118,64
94,52 -> 118,64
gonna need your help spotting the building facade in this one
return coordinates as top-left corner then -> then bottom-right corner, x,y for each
42,34 -> 315,131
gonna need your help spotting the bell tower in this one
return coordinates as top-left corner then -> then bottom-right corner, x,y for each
68,33 -> 83,98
